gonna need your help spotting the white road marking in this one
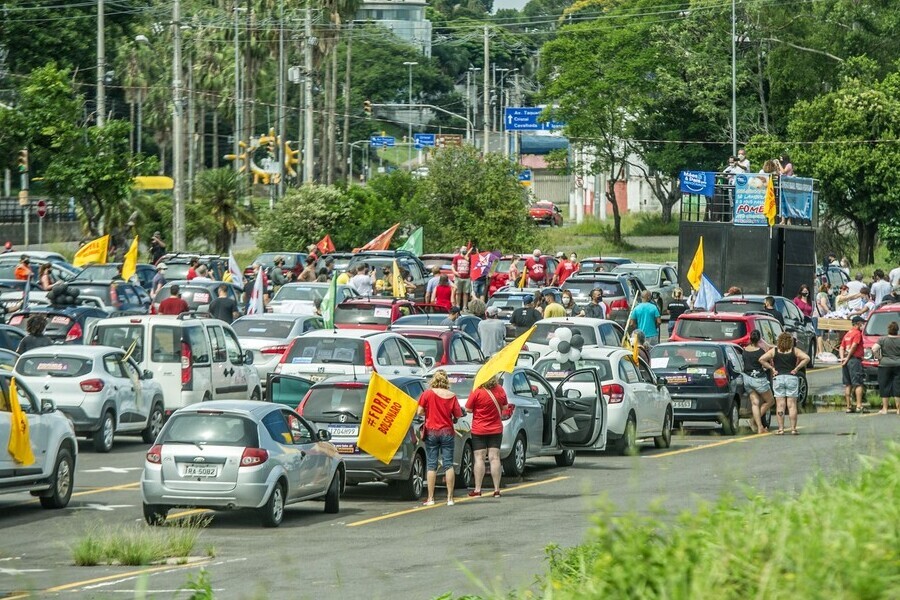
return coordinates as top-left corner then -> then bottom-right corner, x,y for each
0,568 -> 47,575
71,503 -> 133,512
82,467 -> 142,474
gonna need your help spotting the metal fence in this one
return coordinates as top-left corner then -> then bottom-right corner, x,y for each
0,197 -> 77,224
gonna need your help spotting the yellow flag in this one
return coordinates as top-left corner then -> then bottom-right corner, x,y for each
763,174 -> 777,226
121,236 -> 139,282
391,260 -> 406,299
73,234 -> 110,268
357,373 -> 419,464
7,378 -> 35,466
517,269 -> 527,289
686,236 -> 704,291
473,325 -> 536,390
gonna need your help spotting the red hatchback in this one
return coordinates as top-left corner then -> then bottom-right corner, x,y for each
862,303 -> 900,386
394,328 -> 485,367
334,298 -> 448,331
669,312 -> 784,348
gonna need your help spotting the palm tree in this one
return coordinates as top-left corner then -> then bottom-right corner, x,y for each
194,168 -> 258,252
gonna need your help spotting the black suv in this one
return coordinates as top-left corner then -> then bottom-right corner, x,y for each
562,273 -> 648,328
713,295 -> 817,366
344,251 -> 428,302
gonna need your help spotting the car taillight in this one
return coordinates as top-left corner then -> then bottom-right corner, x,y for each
610,299 -> 629,311
181,341 -> 193,387
279,339 -> 299,364
146,444 -> 162,464
240,447 -> 269,467
296,390 -> 312,414
364,341 -> 373,368
501,403 -> 515,420
65,322 -> 83,343
80,378 -> 105,393
714,367 -> 728,387
602,383 -> 625,403
260,345 -> 287,356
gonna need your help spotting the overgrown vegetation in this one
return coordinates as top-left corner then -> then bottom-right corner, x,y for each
71,518 -> 208,567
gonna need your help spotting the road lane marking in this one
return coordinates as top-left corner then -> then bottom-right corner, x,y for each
166,509 -> 210,521
82,467 -> 142,474
347,475 -> 569,527
72,482 -> 140,497
43,561 -> 210,593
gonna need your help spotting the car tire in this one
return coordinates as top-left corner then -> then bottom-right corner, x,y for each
39,447 -> 74,509
615,414 -> 638,456
722,400 -> 740,436
92,411 -> 115,453
807,341 -> 816,369
797,372 -> 809,407
142,401 -> 164,444
400,452 -> 425,501
501,433 -> 527,478
143,503 -> 168,526
654,408 -> 673,449
458,442 -> 475,490
250,387 -> 261,402
324,470 -> 341,514
259,481 -> 286,528
554,448 -> 576,467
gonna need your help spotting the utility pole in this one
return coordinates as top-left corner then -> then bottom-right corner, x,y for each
513,70 -> 520,158
731,0 -> 737,156
233,5 -> 242,175
276,0 -> 286,199
403,61 -> 417,170
483,26 -> 489,153
303,6 -> 314,183
172,0 -> 186,250
187,45 -> 195,202
96,0 -> 105,125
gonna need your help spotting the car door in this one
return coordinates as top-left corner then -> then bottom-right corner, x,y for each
782,300 -> 812,351
260,409 -> 306,498
449,335 -> 469,365
524,371 -> 554,453
102,353 -> 136,430
266,374 -> 314,409
287,410 -> 333,495
222,328 -> 250,398
461,336 -> 485,363
553,369 -> 606,450
207,324 -> 231,399
376,339 -> 403,376
120,355 -> 148,423
723,346 -> 747,410
509,371 -> 539,454
634,358 -> 665,436
395,338 -> 424,376
0,377 -> 49,477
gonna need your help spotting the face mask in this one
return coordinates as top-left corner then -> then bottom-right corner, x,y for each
569,256 -> 576,262
562,297 -> 571,305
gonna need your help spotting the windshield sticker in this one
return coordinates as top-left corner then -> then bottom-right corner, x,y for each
373,307 -> 392,319
300,347 -> 317,358
248,328 -> 267,333
544,370 -> 571,379
686,367 -> 707,374
650,357 -> 668,369
36,362 -> 68,371
50,316 -> 71,325
193,292 -> 210,303
292,357 -> 313,364
448,375 -> 470,384
667,375 -> 688,384
695,351 -> 718,359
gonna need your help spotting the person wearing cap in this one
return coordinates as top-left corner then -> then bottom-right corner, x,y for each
510,296 -> 541,336
441,306 -> 461,326
840,315 -> 867,413
524,249 -> 548,288
542,291 -> 566,319
149,232 -> 167,265
14,255 -> 32,281
451,246 -> 472,308
478,306 -> 507,357
151,263 -> 168,298
158,284 -> 190,315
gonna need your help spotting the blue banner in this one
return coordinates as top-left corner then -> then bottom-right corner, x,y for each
779,176 -> 814,222
679,171 -> 717,197
733,173 -> 769,226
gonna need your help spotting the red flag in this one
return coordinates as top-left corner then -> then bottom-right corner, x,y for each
316,234 -> 336,254
354,223 -> 400,253
470,251 -> 500,280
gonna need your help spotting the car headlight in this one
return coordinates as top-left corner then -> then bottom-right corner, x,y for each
863,348 -> 874,360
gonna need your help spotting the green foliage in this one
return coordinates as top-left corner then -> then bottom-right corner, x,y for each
342,171 -> 419,247
256,186 -> 353,252
194,168 -> 257,253
72,518 -> 207,567
414,146 -> 537,252
628,214 -> 680,237
181,568 -> 215,600
131,194 -> 220,253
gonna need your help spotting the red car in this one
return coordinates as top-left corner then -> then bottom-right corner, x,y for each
529,201 -> 563,227
394,328 -> 485,366
420,253 -> 456,282
334,298 -> 448,331
669,312 -> 784,348
862,303 -> 900,386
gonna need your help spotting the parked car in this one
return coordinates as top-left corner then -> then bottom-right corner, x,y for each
529,201 -> 563,227
334,298 -> 446,331
1,290 -> 51,313
394,328 -> 485,366
268,282 -> 359,314
316,252 -> 356,277
345,251 -> 429,302
435,365 -> 608,477
562,273 -> 648,328
486,287 -> 549,322
0,372 -> 77,509
91,314 -> 262,417
158,254 -> 229,281
232,314 -> 325,388
862,303 -> 900,387
611,263 -> 679,313
2,251 -> 69,265
577,256 -> 635,273
8,306 -> 109,344
141,400 -> 344,527
151,280 -> 244,315
14,346 -> 165,452
0,323 -> 24,352
243,252 -> 308,280
419,254 -> 456,281
488,256 -> 559,297
714,295 -> 818,366
0,348 -> 18,369
526,317 -> 625,356
72,262 -> 157,291
0,257 -> 80,284
649,342 -> 752,434
389,313 -> 482,343
64,281 -> 149,315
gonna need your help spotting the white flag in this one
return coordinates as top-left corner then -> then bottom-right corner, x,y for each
246,268 -> 265,315
695,274 -> 722,311
228,252 -> 244,288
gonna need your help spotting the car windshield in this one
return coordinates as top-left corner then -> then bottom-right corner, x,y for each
283,337 -> 364,364
649,345 -> 724,369
18,356 -> 93,377
302,385 -> 367,423
612,267 -> 658,286
578,260 -> 628,273
865,312 -> 900,336
160,413 -> 259,447
273,285 -> 329,302
156,286 -> 214,307
74,265 -> 121,281
562,279 -> 624,298
714,300 -> 763,314
253,253 -> 298,269
528,323 -> 598,346
335,304 -> 395,326
675,319 -> 747,341
232,319 -> 296,339
69,285 -> 111,302
534,358 -> 612,381
406,337 -> 443,362
487,295 -> 530,310
95,324 -> 144,361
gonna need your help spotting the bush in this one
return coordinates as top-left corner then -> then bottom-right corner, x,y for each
628,213 -> 680,236
255,185 -> 352,252
72,518 -> 207,566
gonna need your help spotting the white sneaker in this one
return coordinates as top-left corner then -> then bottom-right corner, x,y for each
447,500 -> 455,506
422,499 -> 435,506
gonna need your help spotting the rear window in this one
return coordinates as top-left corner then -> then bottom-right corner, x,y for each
563,280 -> 624,299
406,337 -> 443,362
95,324 -> 144,361
232,319 -> 295,339
335,304 -> 394,326
865,311 -> 900,336
675,319 -> 747,341
160,413 -> 259,447
528,323 -> 598,346
284,337 -> 364,365
76,265 -> 119,281
254,253 -> 298,269
714,300 -> 762,314
69,285 -> 111,302
649,345 -> 724,369
273,285 -> 329,302
579,261 -> 628,273
161,264 -> 191,281
150,325 -> 181,363
487,295 -> 529,310
440,372 -> 476,399
42,315 -> 74,336
18,356 -> 93,377
302,385 -> 367,423
179,287 -> 214,306
612,267 -> 658,287
534,359 -> 612,381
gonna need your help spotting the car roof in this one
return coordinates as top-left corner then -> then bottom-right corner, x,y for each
177,400 -> 275,418
716,295 -> 786,302
97,314 -> 220,325
338,298 -> 412,306
235,313 -> 319,322
434,364 -> 481,375
533,317 -> 616,326
871,303 -> 900,314
394,328 -> 454,338
566,273 -> 628,281
579,256 -> 633,262
16,306 -> 105,317
653,341 -> 740,349
19,344 -> 123,358
312,374 -> 423,387
680,311 -> 776,322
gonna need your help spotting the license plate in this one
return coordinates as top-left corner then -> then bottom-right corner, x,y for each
183,464 -> 218,477
328,426 -> 359,437
308,374 -> 327,382
672,400 -> 693,409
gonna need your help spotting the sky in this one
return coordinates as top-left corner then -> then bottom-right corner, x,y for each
492,0 -> 528,11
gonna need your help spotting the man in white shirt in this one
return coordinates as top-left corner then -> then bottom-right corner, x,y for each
889,262 -> 900,287
350,265 -> 375,297
191,265 -> 214,282
846,272 -> 866,296
736,149 -> 750,172
870,269 -> 892,305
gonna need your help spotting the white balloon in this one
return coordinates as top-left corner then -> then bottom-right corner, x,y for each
555,327 -> 573,343
557,351 -> 571,363
570,348 -> 581,362
549,337 -> 561,351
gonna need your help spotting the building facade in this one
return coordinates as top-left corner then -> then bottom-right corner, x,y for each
356,0 -> 432,57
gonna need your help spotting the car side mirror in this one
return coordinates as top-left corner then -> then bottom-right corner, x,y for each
41,399 -> 56,413
142,370 -> 153,380
317,429 -> 332,442
656,377 -> 668,386
563,388 -> 581,399
422,356 -> 435,369
243,350 -> 253,365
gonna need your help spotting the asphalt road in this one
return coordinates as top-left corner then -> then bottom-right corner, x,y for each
1,409 -> 898,600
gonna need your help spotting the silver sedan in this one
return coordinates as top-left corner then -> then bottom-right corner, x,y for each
141,400 -> 344,527
231,314 -> 325,388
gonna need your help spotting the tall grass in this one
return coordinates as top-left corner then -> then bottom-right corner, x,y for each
72,517 -> 208,566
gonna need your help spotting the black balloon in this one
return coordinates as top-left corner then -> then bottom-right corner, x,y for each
557,340 -> 571,354
570,334 -> 585,350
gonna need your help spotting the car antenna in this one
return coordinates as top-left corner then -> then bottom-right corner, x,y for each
351,362 -> 358,382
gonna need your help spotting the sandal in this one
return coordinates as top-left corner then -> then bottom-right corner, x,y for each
775,429 -> 785,435
791,429 -> 799,435
845,407 -> 856,413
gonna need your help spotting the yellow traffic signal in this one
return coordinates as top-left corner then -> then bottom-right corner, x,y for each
284,141 -> 300,177
363,99 -> 372,117
16,149 -> 29,173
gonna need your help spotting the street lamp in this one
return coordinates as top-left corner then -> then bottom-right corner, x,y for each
467,67 -> 481,142
403,61 -> 418,169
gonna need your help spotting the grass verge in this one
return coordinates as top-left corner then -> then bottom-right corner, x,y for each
815,392 -> 899,411
72,517 -> 209,567
436,445 -> 900,599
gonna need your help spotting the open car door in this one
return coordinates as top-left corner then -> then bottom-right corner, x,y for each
266,374 -> 314,409
554,369 -> 607,450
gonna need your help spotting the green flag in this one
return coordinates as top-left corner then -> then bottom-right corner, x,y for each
321,273 -> 338,329
398,227 -> 423,256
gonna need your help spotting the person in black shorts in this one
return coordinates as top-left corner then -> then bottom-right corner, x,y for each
840,316 -> 867,413
464,377 -> 508,498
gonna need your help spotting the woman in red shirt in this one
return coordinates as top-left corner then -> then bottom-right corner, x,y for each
417,370 -> 464,506
433,275 -> 453,310
465,376 -> 508,497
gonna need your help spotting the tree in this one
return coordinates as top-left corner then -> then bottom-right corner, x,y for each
132,193 -> 220,253
256,186 -> 354,252
194,168 -> 257,253
414,146 -> 537,251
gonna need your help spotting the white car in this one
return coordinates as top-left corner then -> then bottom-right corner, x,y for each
526,317 -> 626,356
533,347 -> 673,454
274,329 -> 428,383
14,346 -> 166,452
268,283 -> 359,314
232,314 -> 325,388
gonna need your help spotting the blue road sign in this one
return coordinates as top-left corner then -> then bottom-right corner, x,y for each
413,133 -> 436,147
518,169 -> 533,183
369,135 -> 396,148
504,107 -> 564,131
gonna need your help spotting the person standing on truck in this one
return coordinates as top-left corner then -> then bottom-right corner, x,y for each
159,284 -> 190,315
451,246 -> 472,309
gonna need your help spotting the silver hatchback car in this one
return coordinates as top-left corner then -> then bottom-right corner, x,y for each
141,400 -> 345,527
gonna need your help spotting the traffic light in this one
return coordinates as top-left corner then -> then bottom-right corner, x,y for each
284,141 -> 300,178
16,149 -> 29,173
363,99 -> 372,117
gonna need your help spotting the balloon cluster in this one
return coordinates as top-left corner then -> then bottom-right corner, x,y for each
547,327 -> 586,364
47,282 -> 80,306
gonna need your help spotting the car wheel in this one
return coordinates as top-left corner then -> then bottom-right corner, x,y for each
615,414 -> 638,456
554,448 -> 576,467
143,503 -> 168,526
250,387 -> 261,402
92,411 -> 115,453
39,448 -> 74,509
324,470 -> 341,514
259,481 -> 285,527
502,433 -> 527,478
458,442 -> 475,490
722,400 -> 740,435
797,373 -> 809,407
654,408 -> 673,449
807,341 -> 816,369
400,452 -> 425,501
142,401 -> 164,444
